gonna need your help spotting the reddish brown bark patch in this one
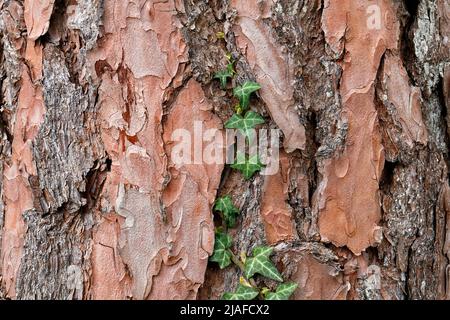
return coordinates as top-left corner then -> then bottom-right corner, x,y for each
318,0 -> 399,254
24,0 -> 55,40
260,151 -> 296,244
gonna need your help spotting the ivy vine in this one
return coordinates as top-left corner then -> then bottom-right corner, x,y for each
210,57 -> 298,300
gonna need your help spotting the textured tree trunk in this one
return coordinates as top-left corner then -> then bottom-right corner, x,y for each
0,0 -> 449,300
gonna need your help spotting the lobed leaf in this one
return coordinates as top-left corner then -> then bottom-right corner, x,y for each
233,81 -> 261,110
231,152 -> 265,180
214,70 -> 233,89
214,195 -> 240,228
265,282 -> 298,300
222,284 -> 259,300
210,232 -> 233,269
244,246 -> 283,282
225,111 -> 265,139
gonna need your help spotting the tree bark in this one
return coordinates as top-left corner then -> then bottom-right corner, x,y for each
0,0 -> 449,300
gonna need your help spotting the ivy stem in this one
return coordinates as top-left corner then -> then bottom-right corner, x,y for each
219,212 -> 227,231
229,250 -> 258,288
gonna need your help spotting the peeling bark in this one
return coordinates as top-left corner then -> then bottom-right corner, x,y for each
0,0 -> 449,300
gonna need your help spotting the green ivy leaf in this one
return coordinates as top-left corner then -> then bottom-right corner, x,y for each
210,232 -> 233,269
244,246 -> 283,282
214,195 -> 239,228
265,282 -> 298,300
233,81 -> 261,110
231,152 -> 265,180
222,284 -> 259,300
214,70 -> 233,89
224,111 -> 265,138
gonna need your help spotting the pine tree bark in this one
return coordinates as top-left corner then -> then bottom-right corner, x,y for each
0,0 -> 449,300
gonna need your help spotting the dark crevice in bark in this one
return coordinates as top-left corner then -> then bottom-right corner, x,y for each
308,110 -> 319,199
49,0 -> 80,85
217,166 -> 232,195
436,77 -> 450,169
404,0 -> 420,18
379,159 -> 397,188
399,1 -> 419,88
79,157 -> 110,215
0,114 -> 12,150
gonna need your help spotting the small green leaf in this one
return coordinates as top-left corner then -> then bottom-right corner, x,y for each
225,111 -> 265,138
222,284 -> 259,300
265,282 -> 298,300
214,70 -> 233,89
214,195 -> 239,228
244,246 -> 283,282
231,152 -> 265,180
233,81 -> 261,110
216,31 -> 225,39
210,232 -> 233,269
